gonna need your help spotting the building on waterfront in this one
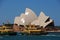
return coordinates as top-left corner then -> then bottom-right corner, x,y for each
14,8 -> 37,26
14,8 -> 54,28
31,11 -> 54,28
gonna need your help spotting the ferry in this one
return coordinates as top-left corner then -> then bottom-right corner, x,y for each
15,25 -> 60,35
0,24 -> 17,35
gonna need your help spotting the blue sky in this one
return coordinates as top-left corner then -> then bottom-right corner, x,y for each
0,0 -> 60,26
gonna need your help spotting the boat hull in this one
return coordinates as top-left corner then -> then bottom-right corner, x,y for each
0,32 -> 17,35
47,32 -> 60,35
19,31 -> 48,35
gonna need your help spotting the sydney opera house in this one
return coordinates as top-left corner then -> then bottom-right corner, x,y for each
13,8 -> 58,35
14,8 -> 54,28
0,8 -> 60,35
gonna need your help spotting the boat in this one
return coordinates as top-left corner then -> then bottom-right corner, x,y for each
0,24 -> 17,35
15,25 -> 60,35
17,25 -> 48,35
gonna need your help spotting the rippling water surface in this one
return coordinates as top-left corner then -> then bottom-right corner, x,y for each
0,35 -> 60,40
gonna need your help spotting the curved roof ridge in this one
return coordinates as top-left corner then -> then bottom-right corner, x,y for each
25,8 -> 37,17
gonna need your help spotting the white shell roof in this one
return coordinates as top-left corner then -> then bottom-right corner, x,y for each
14,8 -> 37,25
31,11 -> 53,28
14,16 -> 20,25
38,11 -> 49,22
14,8 -> 54,28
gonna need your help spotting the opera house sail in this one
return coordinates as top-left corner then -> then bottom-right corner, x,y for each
14,8 -> 37,26
14,8 -> 54,28
31,11 -> 54,28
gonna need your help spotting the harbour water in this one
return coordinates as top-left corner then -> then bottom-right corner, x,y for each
0,35 -> 60,40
